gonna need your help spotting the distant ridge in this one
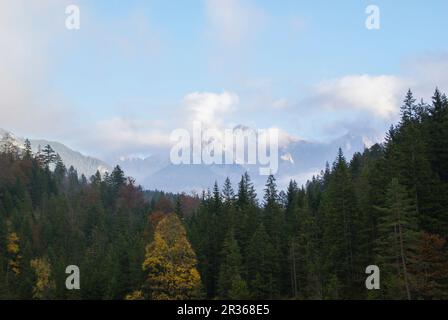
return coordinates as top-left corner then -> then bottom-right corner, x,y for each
0,128 -> 111,178
0,128 -> 377,193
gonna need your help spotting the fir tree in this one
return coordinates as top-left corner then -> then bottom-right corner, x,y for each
217,230 -> 248,299
246,223 -> 278,299
23,139 -> 33,159
320,148 -> 360,298
375,178 -> 419,300
40,145 -> 57,167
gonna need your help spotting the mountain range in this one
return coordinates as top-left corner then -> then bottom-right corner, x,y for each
0,128 -> 110,178
0,128 -> 376,193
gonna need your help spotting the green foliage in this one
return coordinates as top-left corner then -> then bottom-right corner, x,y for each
217,230 -> 248,299
375,178 -> 419,299
185,88 -> 448,300
0,88 -> 447,300
0,147 -> 149,299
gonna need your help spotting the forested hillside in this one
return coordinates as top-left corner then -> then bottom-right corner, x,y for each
0,89 -> 447,300
0,143 -> 151,299
187,88 -> 448,300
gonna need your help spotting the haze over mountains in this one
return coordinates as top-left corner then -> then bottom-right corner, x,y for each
0,128 -> 110,177
0,127 -> 376,193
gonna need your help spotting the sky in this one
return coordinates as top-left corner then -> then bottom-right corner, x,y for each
1,0 -> 448,161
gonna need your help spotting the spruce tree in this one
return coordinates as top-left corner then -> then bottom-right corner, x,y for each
23,139 -> 33,159
40,145 -> 57,167
375,178 -> 419,300
217,230 -> 248,299
320,148 -> 360,298
246,223 -> 278,299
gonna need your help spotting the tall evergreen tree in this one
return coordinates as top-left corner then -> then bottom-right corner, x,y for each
246,223 -> 278,299
320,148 -> 360,298
375,178 -> 419,300
217,229 -> 249,299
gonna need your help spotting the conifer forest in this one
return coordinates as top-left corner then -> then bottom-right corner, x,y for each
1,89 -> 447,300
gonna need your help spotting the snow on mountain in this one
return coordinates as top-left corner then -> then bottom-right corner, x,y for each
281,153 -> 294,164
116,129 -> 376,193
0,128 -> 111,178
1,128 -> 379,194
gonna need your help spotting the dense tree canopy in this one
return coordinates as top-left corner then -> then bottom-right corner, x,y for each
187,88 -> 448,300
0,88 -> 447,299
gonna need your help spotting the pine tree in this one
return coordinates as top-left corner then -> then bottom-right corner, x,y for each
186,196 -> 216,298
90,170 -> 102,187
236,172 -> 257,209
67,166 -> 79,191
217,230 -> 248,299
285,180 -> 300,241
1,132 -> 19,157
427,88 -> 448,182
110,165 -> 126,189
23,139 -> 33,159
246,223 -> 278,299
390,90 -> 445,236
375,178 -> 419,300
264,174 -> 279,206
222,177 -> 234,204
262,174 -> 287,294
320,148 -> 360,298
221,178 -> 236,241
54,154 -> 67,187
400,89 -> 417,123
234,173 -> 259,263
174,195 -> 184,220
40,144 -> 57,167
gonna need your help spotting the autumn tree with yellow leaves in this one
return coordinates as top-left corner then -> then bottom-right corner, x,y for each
142,214 -> 202,300
125,290 -> 145,300
6,232 -> 21,277
30,257 -> 55,299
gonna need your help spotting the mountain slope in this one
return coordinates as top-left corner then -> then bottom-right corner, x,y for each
118,131 -> 372,192
1,128 -> 374,192
0,128 -> 110,178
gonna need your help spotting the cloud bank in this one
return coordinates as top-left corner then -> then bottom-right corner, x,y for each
0,0 -> 74,137
312,74 -> 406,119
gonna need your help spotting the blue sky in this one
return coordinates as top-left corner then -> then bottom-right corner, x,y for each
1,0 -> 448,159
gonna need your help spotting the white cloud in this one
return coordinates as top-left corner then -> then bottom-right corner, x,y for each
0,0 -> 163,142
183,91 -> 239,129
0,0 -> 75,137
268,126 -> 300,148
85,91 -> 240,158
91,117 -> 171,155
312,74 -> 407,119
204,0 -> 265,48
308,54 -> 448,123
